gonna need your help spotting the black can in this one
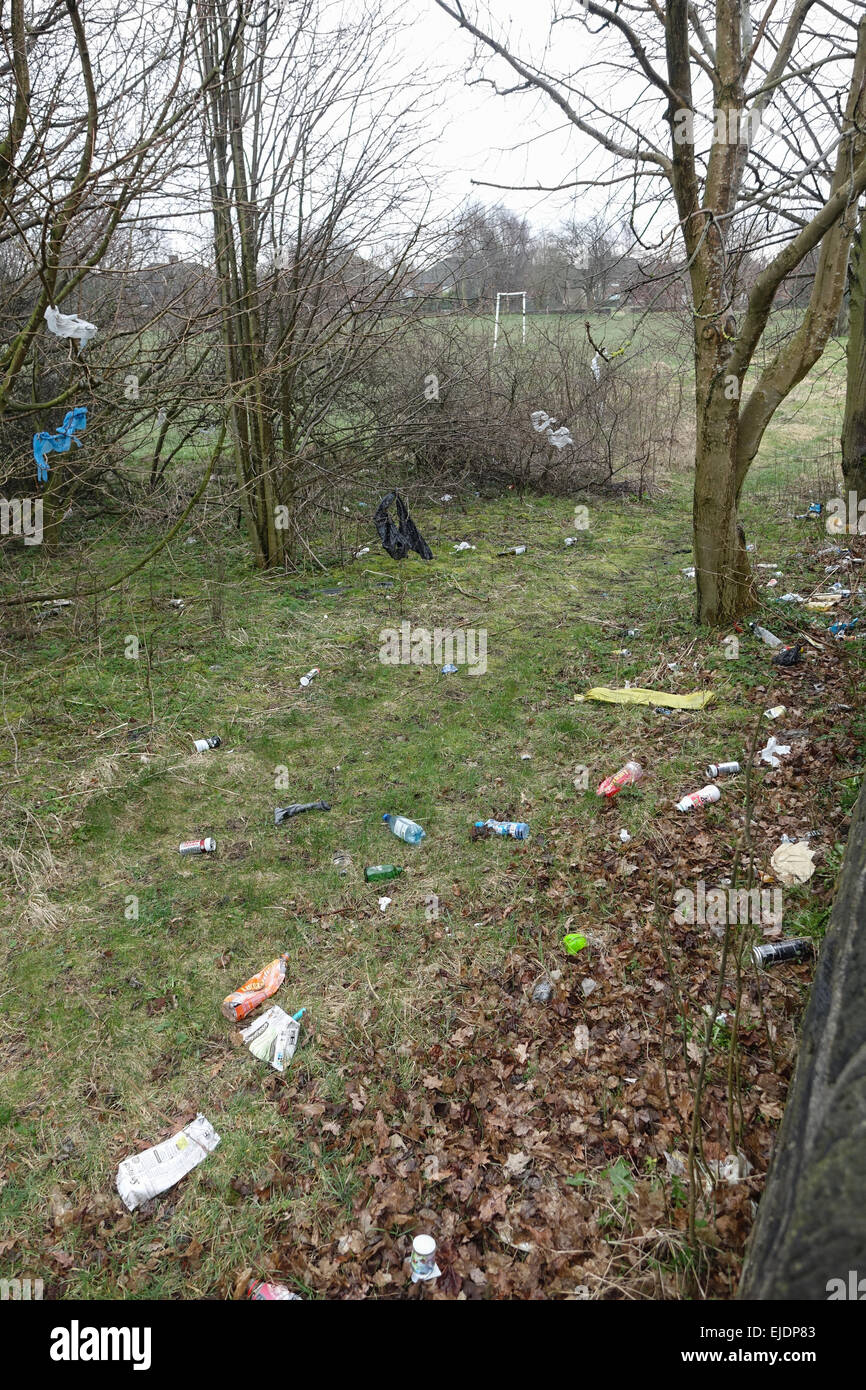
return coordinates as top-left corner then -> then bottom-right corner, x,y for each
752,938 -> 814,969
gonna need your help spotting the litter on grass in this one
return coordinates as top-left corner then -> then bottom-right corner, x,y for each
576,687 -> 714,709
676,784 -> 720,812
764,705 -> 786,719
240,1006 -> 303,1072
759,736 -> 791,769
452,541 -> 475,551
597,761 -> 644,798
116,1114 -> 220,1212
374,490 -> 433,561
222,954 -> 289,1023
563,933 -> 587,955
410,1235 -> 441,1283
274,800 -> 331,824
770,841 -> 816,884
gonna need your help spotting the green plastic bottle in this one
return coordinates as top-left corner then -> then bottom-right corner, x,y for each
364,864 -> 404,883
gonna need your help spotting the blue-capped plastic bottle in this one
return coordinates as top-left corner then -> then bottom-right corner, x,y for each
476,819 -> 530,840
382,813 -> 426,844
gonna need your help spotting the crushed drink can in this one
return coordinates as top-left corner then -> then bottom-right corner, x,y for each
179,837 -> 217,855
410,1234 -> 441,1283
299,667 -> 319,687
193,735 -> 221,752
676,784 -> 720,812
751,938 -> 814,969
246,1279 -> 301,1301
596,760 -> 644,798
764,705 -> 786,719
706,761 -> 740,778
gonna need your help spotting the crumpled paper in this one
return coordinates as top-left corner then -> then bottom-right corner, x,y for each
760,736 -> 791,769
44,304 -> 98,347
770,841 -> 816,884
240,1005 -> 301,1072
575,687 -> 714,709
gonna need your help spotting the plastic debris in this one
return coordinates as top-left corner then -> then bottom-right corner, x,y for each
332,851 -> 352,875
590,354 -> 601,382
770,841 -> 816,884
547,426 -> 573,449
749,622 -> 783,648
383,813 -> 425,844
378,896 -> 392,912
410,1234 -> 441,1283
44,304 -> 97,347
473,818 -> 530,840
759,736 -> 791,769
777,592 -> 805,603
676,784 -> 721,812
222,954 -> 289,1023
299,667 -> 319,687
764,705 -> 786,719
354,546 -> 371,558
564,536 -> 579,546
32,406 -> 87,483
581,978 -> 597,997
274,800 -> 331,824
116,1114 -> 220,1212
440,494 -> 453,502
532,980 -> 553,1004
805,595 -> 839,611
772,642 -> 804,667
619,828 -> 631,842
576,687 -> 714,709
441,663 -> 458,674
597,761 -> 644,798
452,541 -> 475,551
246,1280 -> 301,1301
193,735 -> 221,753
563,933 -> 587,955
829,618 -> 859,637
374,490 -> 433,560
240,1006 -> 304,1072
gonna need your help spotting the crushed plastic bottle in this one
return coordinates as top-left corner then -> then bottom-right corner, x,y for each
222,954 -> 289,1023
474,819 -> 530,840
383,813 -> 425,844
596,760 -> 644,798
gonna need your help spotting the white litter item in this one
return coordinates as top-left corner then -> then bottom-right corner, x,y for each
590,354 -> 601,382
676,784 -> 721,812
116,1113 -> 220,1212
778,593 -> 804,603
44,304 -> 98,348
440,494 -> 453,501
764,705 -> 786,719
547,426 -> 573,450
299,667 -> 319,687
770,840 -> 816,885
564,536 -> 578,546
759,736 -> 791,769
452,541 -> 476,551
378,895 -> 392,911
240,1005 -> 300,1073
619,828 -> 631,842
354,546 -> 370,558
682,566 -> 696,578
530,410 -> 555,432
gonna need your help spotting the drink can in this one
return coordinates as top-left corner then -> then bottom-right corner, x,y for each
706,761 -> 740,777
676,784 -> 720,812
299,667 -> 319,687
751,938 -> 814,969
179,837 -> 217,855
193,735 -> 221,752
410,1234 -> 440,1283
764,705 -> 786,719
246,1279 -> 300,1301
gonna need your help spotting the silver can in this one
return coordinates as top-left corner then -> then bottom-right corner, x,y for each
751,938 -> 814,969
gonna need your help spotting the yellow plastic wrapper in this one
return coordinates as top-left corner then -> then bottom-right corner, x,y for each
563,933 -> 587,955
575,687 -> 715,709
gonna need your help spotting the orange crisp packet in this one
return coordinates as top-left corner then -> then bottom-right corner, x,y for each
222,954 -> 289,1022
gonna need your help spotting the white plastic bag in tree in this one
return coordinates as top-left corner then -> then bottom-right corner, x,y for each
530,410 -> 555,432
547,426 -> 573,450
44,304 -> 98,348
590,354 -> 601,382
116,1113 -> 220,1211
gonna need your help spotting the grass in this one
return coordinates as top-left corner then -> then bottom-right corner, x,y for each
0,331 -> 863,1298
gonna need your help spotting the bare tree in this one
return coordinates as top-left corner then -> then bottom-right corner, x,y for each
842,201 -> 866,498
436,1 -> 866,625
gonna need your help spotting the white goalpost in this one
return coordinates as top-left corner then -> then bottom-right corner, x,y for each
493,291 -> 526,351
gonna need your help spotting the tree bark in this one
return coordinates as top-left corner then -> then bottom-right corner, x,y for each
842,206 -> 866,499
739,775 -> 866,1299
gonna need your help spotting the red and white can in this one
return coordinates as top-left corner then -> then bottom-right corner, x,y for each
676,784 -> 720,812
179,837 -> 217,855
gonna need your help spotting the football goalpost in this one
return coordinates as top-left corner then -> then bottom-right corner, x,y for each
493,291 -> 527,351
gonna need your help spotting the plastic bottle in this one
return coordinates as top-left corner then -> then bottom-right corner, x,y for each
596,760 -> 644,798
676,784 -> 720,812
706,761 -> 740,777
475,819 -> 530,840
383,813 -> 425,844
749,622 -> 783,649
193,735 -> 221,753
179,837 -> 217,854
222,953 -> 290,1022
364,864 -> 404,882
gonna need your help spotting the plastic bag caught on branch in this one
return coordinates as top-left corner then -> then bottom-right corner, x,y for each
374,490 -> 433,560
44,304 -> 98,348
530,410 -> 574,450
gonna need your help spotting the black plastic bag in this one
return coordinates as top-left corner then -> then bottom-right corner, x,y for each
374,491 -> 433,561
274,800 -> 331,825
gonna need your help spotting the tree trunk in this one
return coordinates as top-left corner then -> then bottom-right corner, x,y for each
692,339 -> 751,625
842,205 -> 866,498
739,774 -> 866,1299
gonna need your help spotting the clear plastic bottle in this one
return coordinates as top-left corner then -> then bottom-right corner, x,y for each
749,622 -> 783,649
382,813 -> 425,844
476,819 -> 530,840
